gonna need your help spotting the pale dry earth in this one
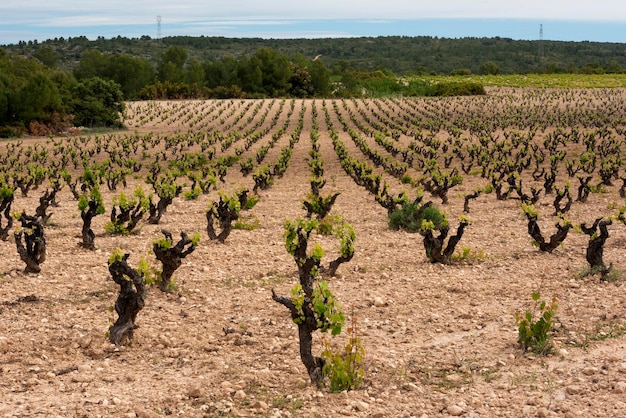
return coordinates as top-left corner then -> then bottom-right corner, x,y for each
1,91 -> 626,417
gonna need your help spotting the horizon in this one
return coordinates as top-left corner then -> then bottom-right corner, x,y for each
2,1 -> 626,45
3,19 -> 626,45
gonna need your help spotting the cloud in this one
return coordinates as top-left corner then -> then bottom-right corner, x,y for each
1,1 -> 626,44
2,0 -> 626,26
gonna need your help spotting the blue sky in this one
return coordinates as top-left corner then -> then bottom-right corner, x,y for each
2,1 -> 626,45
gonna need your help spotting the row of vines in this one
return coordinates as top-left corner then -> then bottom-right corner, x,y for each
2,88 -> 626,390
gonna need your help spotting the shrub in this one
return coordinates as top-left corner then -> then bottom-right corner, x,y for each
515,288 -> 558,354
321,310 -> 365,392
388,200 -> 447,233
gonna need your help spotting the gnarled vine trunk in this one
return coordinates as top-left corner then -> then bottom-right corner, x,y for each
421,219 -> 469,264
108,254 -> 146,345
14,213 -> 46,273
153,230 -> 197,292
581,218 -> 612,280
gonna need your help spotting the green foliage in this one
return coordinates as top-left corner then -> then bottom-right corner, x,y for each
104,220 -> 129,235
241,195 -> 259,210
183,186 -> 202,200
290,281 -> 344,336
108,248 -> 125,265
153,231 -> 200,251
451,245 -> 487,264
189,232 -> 201,248
577,265 -> 622,282
521,203 -> 539,218
426,81 -> 486,96
336,222 -> 356,260
0,182 -> 14,199
321,311 -> 365,392
388,201 -> 447,233
70,77 -> 125,128
239,157 -> 254,176
515,288 -> 558,354
317,214 -> 342,236
136,256 -> 157,286
112,190 -> 134,211
78,185 -> 105,215
105,186 -> 150,235
290,284 -> 306,325
153,237 -> 172,250
253,164 -> 273,191
284,218 -> 319,258
151,174 -> 181,200
233,215 -> 260,231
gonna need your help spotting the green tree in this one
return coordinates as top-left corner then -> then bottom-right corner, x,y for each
479,61 -> 500,75
0,73 -> 11,125
74,49 -> 109,80
70,77 -> 125,128
158,46 -> 188,83
107,54 -> 155,99
14,73 -> 62,124
254,47 -> 292,96
309,58 -> 331,96
185,58 -> 205,85
33,46 -> 60,68
238,56 -> 263,94
288,63 -> 314,97
203,55 -> 240,88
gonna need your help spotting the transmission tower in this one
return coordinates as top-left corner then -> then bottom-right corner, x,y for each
157,16 -> 162,41
538,24 -> 544,61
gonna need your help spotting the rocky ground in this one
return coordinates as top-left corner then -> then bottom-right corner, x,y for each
1,96 -> 626,417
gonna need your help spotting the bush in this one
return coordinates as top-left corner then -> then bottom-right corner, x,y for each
388,201 -> 446,233
515,288 -> 558,354
427,82 -> 486,97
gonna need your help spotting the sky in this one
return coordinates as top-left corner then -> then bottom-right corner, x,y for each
2,1 -> 626,45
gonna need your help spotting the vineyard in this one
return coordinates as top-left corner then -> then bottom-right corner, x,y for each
2,88 -> 626,416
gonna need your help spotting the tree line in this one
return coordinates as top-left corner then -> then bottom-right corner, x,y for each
0,49 -> 124,137
0,42 -> 486,137
6,35 -> 626,75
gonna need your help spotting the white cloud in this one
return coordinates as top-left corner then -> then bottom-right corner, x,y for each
2,0 -> 626,26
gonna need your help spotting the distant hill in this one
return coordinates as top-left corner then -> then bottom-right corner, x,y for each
3,35 -> 626,75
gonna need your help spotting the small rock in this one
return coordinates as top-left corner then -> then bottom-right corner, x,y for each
77,364 -> 92,373
447,405 -> 464,416
187,386 -> 203,398
566,385 -> 582,395
582,366 -> 598,376
135,409 -> 160,418
251,400 -> 268,410
374,297 -> 386,307
79,335 -> 93,349
470,398 -> 483,408
355,401 -> 369,412
71,373 -> 93,383
537,407 -> 550,417
234,390 -> 246,400
112,397 -> 122,406
613,381 -> 626,394
445,373 -> 463,383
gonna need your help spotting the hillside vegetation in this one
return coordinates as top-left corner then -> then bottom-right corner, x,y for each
5,35 -> 626,75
